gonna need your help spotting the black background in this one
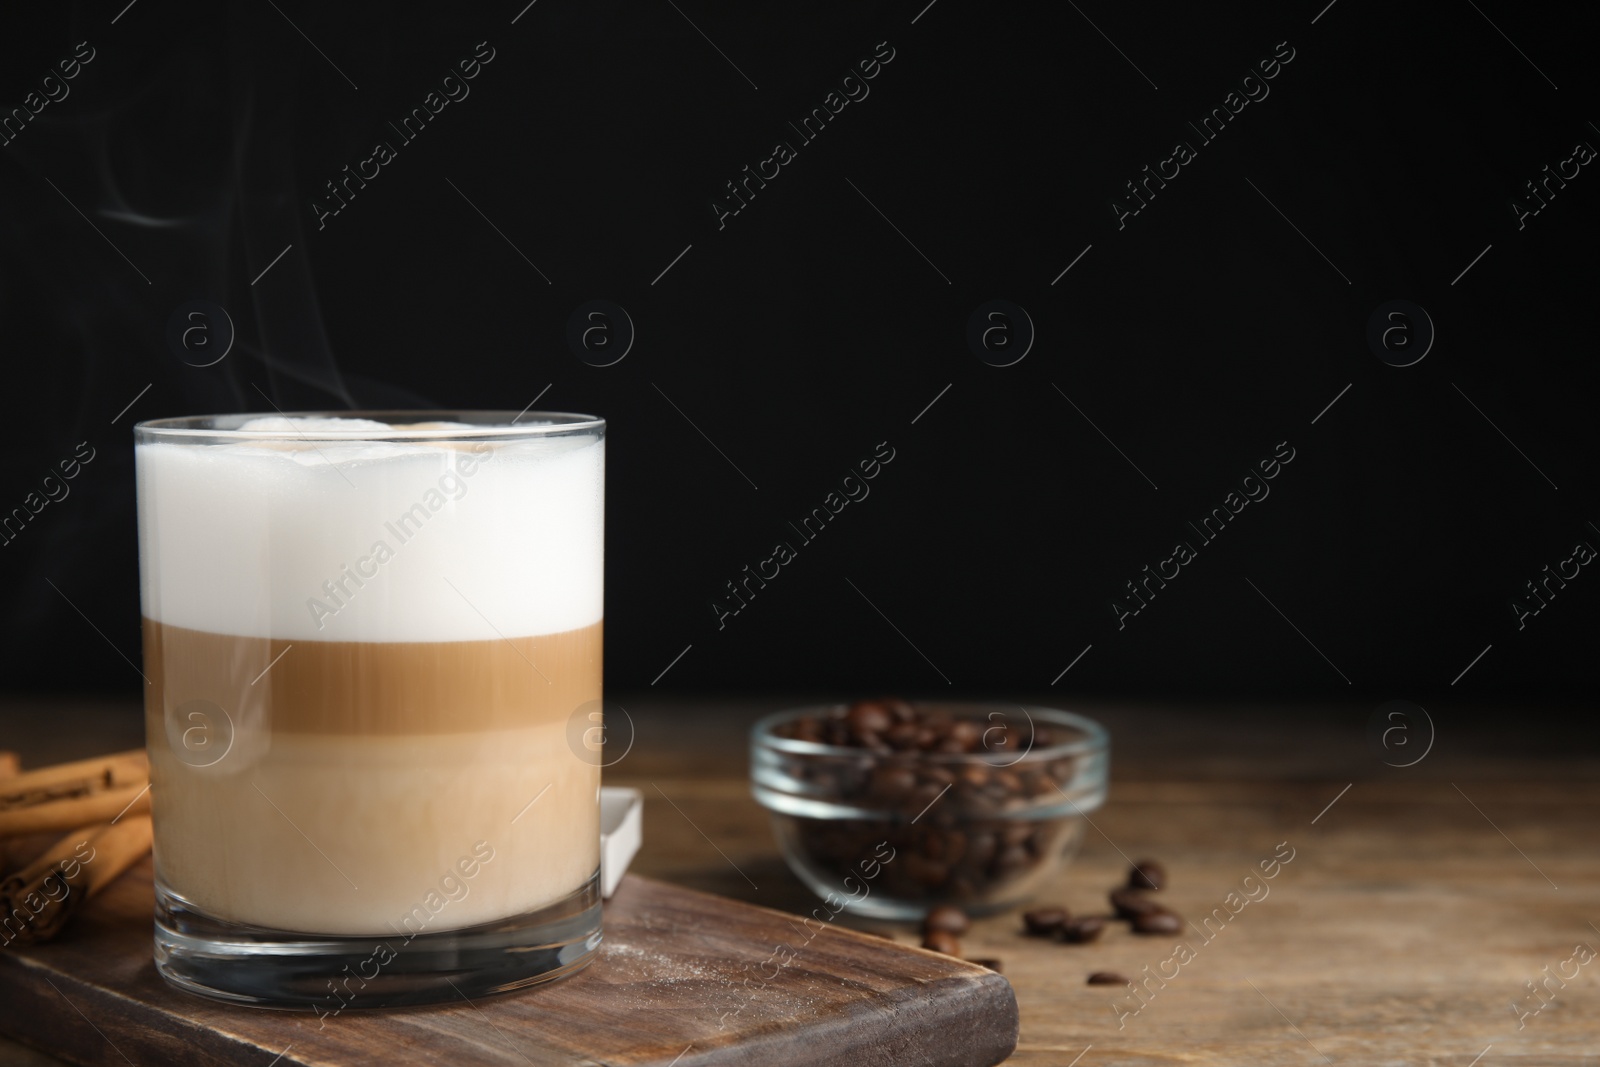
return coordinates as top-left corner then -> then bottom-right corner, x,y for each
1,0 -> 1595,712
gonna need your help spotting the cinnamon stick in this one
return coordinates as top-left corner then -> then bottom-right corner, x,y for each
0,749 -> 147,811
0,751 -> 18,873
2,828 -> 97,946
0,815 -> 154,948
0,782 -> 150,839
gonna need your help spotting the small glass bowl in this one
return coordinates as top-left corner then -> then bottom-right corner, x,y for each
750,703 -> 1108,920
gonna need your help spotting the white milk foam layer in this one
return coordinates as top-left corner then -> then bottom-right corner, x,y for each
136,417 -> 604,642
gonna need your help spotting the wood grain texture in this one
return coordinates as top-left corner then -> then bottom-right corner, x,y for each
2,697 -> 1598,1065
0,860 -> 1017,1067
611,702 -> 1600,1067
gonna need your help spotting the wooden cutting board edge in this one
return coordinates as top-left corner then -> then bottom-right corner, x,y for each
0,876 -> 1020,1067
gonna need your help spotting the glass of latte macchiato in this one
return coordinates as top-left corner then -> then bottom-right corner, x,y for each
133,412 -> 605,1008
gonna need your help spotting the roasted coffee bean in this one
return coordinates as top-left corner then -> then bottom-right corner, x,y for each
1060,915 -> 1106,944
994,844 -> 1031,874
924,904 -> 970,935
1015,771 -> 1044,798
1110,887 -> 1162,919
962,792 -> 1001,817
965,831 -> 998,868
1127,859 -> 1166,890
904,853 -> 950,886
847,700 -> 893,738
792,716 -> 824,742
868,764 -> 917,800
989,727 -> 1024,757
957,763 -> 989,789
1022,906 -> 1068,936
922,830 -> 966,866
921,929 -> 961,955
1131,908 -> 1183,935
968,958 -> 1003,972
886,698 -> 917,723
947,719 -> 984,751
1087,971 -> 1130,986
886,723 -> 922,750
906,782 -> 947,816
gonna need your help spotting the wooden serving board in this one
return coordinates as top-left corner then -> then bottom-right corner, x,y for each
0,857 -> 1017,1067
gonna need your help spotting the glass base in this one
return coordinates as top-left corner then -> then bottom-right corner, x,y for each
154,871 -> 601,1010
771,814 -> 1086,921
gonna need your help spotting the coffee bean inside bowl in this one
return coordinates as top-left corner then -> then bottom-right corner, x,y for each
847,700 -> 894,738
776,699 -> 1058,754
773,700 -> 1085,912
885,698 -> 917,723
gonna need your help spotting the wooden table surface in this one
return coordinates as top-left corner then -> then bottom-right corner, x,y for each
3,695 -> 1597,1066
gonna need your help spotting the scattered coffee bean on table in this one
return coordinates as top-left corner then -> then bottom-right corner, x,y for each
924,904 -> 970,936
922,929 -> 962,956
1131,908 -> 1183,935
1022,906 -> 1069,936
1087,971 -> 1130,986
1060,915 -> 1107,944
1127,858 -> 1167,890
1109,887 -> 1162,919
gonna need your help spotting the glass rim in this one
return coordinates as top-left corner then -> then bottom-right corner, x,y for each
751,703 -> 1109,764
133,410 -> 604,441
750,703 -> 1109,822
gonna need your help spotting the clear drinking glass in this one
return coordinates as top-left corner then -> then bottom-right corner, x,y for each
133,411 -> 605,1009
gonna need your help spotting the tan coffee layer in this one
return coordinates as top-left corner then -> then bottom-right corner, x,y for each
141,618 -> 602,735
148,727 -> 601,933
